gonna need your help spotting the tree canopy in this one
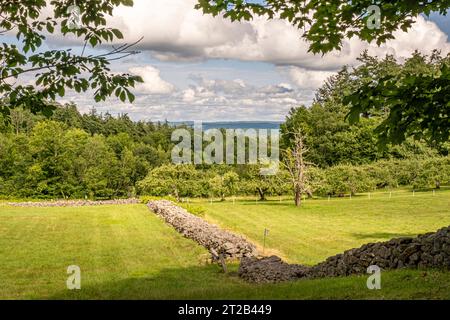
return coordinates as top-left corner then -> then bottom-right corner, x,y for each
195,0 -> 449,54
0,0 -> 142,116
344,52 -> 450,146
281,51 -> 448,166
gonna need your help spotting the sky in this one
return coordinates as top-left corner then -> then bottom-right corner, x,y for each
19,1 -> 450,122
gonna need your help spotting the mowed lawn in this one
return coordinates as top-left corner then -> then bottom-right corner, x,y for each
203,189 -> 450,265
0,192 -> 449,300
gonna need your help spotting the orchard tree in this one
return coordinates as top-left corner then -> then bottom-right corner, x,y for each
223,171 -> 239,198
345,53 -> 450,146
0,0 -> 143,117
306,166 -> 329,196
325,165 -> 375,196
363,161 -> 399,190
137,164 -> 202,201
414,157 -> 450,189
208,175 -> 226,201
239,165 -> 289,201
209,171 -> 239,201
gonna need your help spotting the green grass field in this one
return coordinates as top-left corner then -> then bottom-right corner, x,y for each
1,189 -> 449,299
202,189 -> 450,265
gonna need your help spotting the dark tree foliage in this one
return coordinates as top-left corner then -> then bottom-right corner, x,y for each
345,53 -> 450,146
0,0 -> 142,117
0,104 -> 176,199
281,52 -> 446,167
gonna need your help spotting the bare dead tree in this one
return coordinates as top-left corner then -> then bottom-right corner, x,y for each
282,129 -> 313,207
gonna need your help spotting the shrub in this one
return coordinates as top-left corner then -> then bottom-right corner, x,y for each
324,164 -> 376,196
140,195 -> 177,204
178,203 -> 206,217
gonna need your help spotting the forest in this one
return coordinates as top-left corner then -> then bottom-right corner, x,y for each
1,51 -> 449,201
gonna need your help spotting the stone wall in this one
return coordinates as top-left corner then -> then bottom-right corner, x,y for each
148,200 -> 257,259
239,225 -> 450,283
8,199 -> 140,207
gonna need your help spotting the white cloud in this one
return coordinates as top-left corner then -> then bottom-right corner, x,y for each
46,0 -> 450,121
287,67 -> 335,90
366,16 -> 449,59
129,66 -> 175,94
59,74 -> 311,122
181,88 -> 196,103
108,0 -> 450,70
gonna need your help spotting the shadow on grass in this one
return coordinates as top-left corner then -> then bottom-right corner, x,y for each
48,263 -> 254,300
351,232 -> 417,240
45,263 -> 450,300
235,201 -> 294,206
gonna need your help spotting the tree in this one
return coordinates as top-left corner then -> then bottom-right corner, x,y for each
80,135 -> 117,199
414,157 -> 450,189
0,0 -> 143,117
195,1 -> 449,54
282,130 -> 312,206
209,171 -> 240,201
345,52 -> 450,146
223,171 -> 239,199
52,103 -> 83,128
9,107 -> 39,135
281,103 -> 382,167
137,164 -> 203,201
325,165 -> 375,196
282,52 -> 446,165
28,121 -> 68,196
238,165 -> 289,201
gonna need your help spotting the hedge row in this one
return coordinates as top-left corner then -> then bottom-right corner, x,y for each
137,157 -> 450,198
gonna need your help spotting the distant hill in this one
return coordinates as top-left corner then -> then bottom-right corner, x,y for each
170,121 -> 282,130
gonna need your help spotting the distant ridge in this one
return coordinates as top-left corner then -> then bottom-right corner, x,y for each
169,121 -> 282,130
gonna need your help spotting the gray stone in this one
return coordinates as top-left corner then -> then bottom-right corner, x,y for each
8,199 -> 140,207
238,225 -> 450,283
148,200 -> 258,260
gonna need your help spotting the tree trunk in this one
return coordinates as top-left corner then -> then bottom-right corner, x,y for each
173,187 -> 180,202
257,188 -> 267,201
294,189 -> 302,207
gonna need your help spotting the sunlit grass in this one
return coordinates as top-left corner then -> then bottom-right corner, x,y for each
0,190 -> 449,300
202,189 -> 450,264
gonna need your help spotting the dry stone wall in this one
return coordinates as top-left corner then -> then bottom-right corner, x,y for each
148,200 -> 257,259
239,225 -> 450,283
8,199 -> 140,207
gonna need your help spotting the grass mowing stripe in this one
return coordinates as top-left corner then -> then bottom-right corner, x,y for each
203,189 -> 450,265
1,194 -> 449,299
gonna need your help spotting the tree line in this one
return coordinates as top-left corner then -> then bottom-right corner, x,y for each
1,106 -> 448,200
0,106 -> 175,199
137,157 -> 450,202
1,52 -> 449,202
